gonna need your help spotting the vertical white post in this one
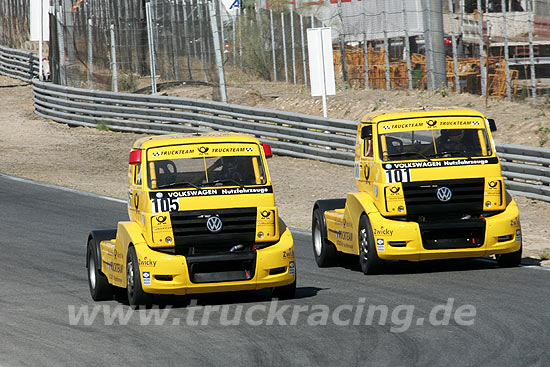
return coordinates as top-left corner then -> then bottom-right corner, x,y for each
282,12 -> 288,82
56,6 -> 66,85
382,2 -> 391,90
110,24 -> 118,92
270,9 -> 277,81
146,2 -> 157,94
208,0 -> 227,102
38,0 -> 43,80
363,32 -> 369,89
88,18 -> 93,89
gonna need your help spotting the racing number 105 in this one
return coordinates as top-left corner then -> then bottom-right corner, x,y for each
385,169 -> 410,183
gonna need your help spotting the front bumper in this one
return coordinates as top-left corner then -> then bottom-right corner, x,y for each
369,199 -> 521,261
134,227 -> 296,295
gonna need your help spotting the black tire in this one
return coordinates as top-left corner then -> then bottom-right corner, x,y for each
126,246 -> 153,307
496,246 -> 522,268
272,278 -> 296,300
312,208 -> 337,267
87,240 -> 114,301
358,215 -> 384,275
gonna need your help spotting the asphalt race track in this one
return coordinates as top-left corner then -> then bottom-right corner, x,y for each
1,173 -> 550,366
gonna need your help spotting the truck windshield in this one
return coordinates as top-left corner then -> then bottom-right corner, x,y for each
379,128 -> 492,161
148,155 -> 267,189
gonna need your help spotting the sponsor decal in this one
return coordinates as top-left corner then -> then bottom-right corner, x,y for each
283,248 -> 295,258
139,257 -> 157,267
151,149 -> 195,157
374,227 -> 393,236
206,216 -> 223,233
198,146 -> 209,154
376,239 -> 385,252
426,119 -> 437,127
516,229 -> 522,242
488,180 -> 498,188
103,260 -> 123,273
389,186 -> 400,194
260,210 -> 272,219
383,157 -> 498,170
436,187 -> 453,202
510,217 -> 520,227
142,272 -> 151,285
156,215 -> 167,223
289,261 -> 295,275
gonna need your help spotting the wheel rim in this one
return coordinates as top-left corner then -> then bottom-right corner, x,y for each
313,221 -> 323,257
359,227 -> 369,263
88,254 -> 96,289
127,256 -> 135,298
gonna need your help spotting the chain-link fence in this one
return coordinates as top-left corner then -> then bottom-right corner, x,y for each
2,0 -> 550,105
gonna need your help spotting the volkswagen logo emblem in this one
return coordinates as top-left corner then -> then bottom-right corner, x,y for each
436,186 -> 452,202
206,216 -> 223,233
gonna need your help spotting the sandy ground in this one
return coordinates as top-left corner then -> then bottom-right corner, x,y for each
0,75 -> 549,262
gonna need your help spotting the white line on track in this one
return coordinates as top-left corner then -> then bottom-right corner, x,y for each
0,172 -> 126,204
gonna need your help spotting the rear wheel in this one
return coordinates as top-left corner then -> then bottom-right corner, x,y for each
126,246 -> 153,307
312,208 -> 337,267
358,215 -> 384,275
87,240 -> 113,301
496,246 -> 522,268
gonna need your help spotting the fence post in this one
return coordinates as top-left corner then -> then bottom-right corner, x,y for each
110,24 -> 118,92
146,2 -> 157,94
282,12 -> 288,83
300,14 -> 307,86
448,0 -> 459,93
501,0 -> 511,101
198,0 -> 209,83
401,1 -> 412,90
208,0 -> 227,102
290,5 -> 296,85
171,1 -> 180,80
337,0 -> 348,84
477,0 -> 486,97
363,33 -> 369,89
182,1 -> 194,80
270,9 -> 277,81
527,0 -> 536,107
382,4 -> 391,90
87,18 -> 93,89
56,6 -> 66,86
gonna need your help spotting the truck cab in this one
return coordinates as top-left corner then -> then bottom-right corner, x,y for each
312,109 -> 522,274
87,133 -> 296,306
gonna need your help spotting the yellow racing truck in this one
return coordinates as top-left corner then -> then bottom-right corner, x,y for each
87,133 -> 296,306
312,109 -> 522,274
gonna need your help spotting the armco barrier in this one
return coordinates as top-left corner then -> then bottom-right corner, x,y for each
0,45 -> 39,82
28,80 -> 550,203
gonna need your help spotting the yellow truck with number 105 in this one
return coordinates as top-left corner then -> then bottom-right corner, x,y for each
86,133 -> 296,306
312,109 -> 522,274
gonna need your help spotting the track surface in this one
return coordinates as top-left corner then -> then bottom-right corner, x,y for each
1,174 -> 550,366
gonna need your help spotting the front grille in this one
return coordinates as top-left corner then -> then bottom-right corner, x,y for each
170,207 -> 256,255
402,178 -> 484,218
420,219 -> 486,249
186,252 -> 256,283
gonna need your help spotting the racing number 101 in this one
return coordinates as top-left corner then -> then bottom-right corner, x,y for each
385,169 -> 410,183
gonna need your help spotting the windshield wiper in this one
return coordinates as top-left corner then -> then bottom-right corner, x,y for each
201,179 -> 244,188
387,151 -> 432,161
156,181 -> 199,189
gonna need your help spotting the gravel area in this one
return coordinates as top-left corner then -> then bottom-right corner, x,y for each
1,75 -> 548,261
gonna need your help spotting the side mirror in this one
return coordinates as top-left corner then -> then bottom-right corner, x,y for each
361,125 -> 372,139
487,118 -> 497,132
262,144 -> 273,159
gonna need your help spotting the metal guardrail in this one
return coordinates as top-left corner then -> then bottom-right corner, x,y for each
0,45 -> 39,82
28,80 -> 550,203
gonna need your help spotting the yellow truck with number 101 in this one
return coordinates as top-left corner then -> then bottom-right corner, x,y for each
312,109 -> 522,274
86,133 -> 296,306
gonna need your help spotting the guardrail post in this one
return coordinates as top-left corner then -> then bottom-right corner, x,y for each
87,18 -> 93,89
146,2 -> 157,94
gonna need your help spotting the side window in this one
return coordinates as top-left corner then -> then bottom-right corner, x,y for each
134,164 -> 142,185
363,137 -> 373,157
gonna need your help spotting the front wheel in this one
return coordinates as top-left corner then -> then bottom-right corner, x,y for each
126,246 -> 153,307
87,240 -> 113,301
496,246 -> 522,268
312,208 -> 337,267
358,215 -> 384,275
272,278 -> 296,300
